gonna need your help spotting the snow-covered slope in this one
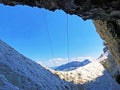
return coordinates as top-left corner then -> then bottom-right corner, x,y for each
97,50 -> 110,62
53,61 -> 120,90
55,59 -> 91,71
0,73 -> 19,90
0,40 -> 81,90
0,39 -> 120,90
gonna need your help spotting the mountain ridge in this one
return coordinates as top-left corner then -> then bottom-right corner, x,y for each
55,59 -> 91,71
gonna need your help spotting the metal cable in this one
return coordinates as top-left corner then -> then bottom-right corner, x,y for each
66,14 -> 70,64
43,12 -> 56,67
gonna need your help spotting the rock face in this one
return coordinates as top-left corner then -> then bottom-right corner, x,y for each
0,0 -> 119,20
0,0 -> 120,72
93,20 -> 120,71
97,50 -> 119,79
0,40 -> 81,90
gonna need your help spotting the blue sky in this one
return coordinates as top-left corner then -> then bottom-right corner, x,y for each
0,4 -> 104,61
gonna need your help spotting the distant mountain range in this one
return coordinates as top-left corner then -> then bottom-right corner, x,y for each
55,59 -> 91,71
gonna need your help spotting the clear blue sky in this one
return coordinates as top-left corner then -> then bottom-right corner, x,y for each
0,4 -> 104,61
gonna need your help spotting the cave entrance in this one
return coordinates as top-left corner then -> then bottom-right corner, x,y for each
0,4 -> 104,67
0,0 -> 120,88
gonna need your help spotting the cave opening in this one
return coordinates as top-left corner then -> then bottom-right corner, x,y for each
0,2 -> 120,89
0,4 -> 104,67
0,0 -> 120,88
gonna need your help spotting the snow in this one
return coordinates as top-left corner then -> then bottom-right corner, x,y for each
96,50 -> 110,62
53,61 -> 120,90
55,60 -> 91,71
38,57 -> 95,67
0,40 -> 80,90
0,39 -> 120,90
0,73 -> 19,90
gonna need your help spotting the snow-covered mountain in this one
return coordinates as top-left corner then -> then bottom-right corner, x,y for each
53,61 -> 120,90
55,59 -> 91,71
0,40 -> 80,90
38,57 -> 95,67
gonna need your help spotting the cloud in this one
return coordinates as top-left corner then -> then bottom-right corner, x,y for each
37,57 -> 96,67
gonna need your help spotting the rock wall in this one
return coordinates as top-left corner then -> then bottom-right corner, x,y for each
93,20 -> 120,71
0,0 -> 120,20
98,50 -> 119,79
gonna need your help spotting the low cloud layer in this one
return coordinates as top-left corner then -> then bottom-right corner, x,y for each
37,57 -> 96,67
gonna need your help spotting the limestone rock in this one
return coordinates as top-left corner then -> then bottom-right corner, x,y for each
98,50 -> 119,79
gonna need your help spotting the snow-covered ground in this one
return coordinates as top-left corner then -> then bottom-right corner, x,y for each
0,39 -> 120,90
0,73 -> 19,90
52,61 -> 120,90
0,40 -> 81,90
96,50 -> 110,62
